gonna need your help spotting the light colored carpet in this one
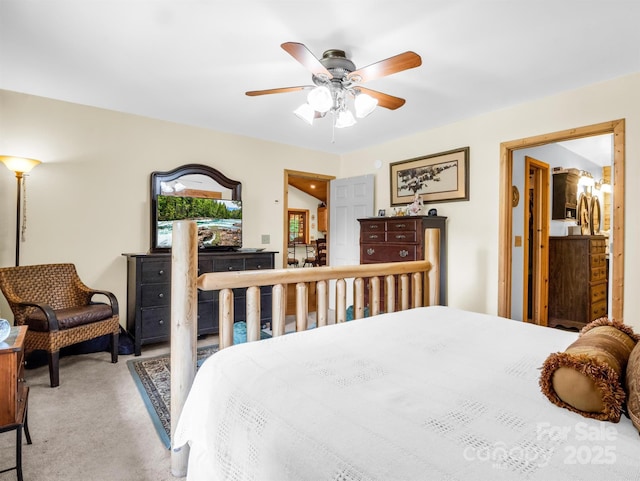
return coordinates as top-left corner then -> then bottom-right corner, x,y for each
0,337 -> 215,481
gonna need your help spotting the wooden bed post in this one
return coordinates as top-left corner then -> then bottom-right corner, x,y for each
425,228 -> 440,306
170,220 -> 198,477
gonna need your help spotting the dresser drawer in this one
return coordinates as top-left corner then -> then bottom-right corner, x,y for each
361,244 -> 417,263
245,256 -> 273,270
360,220 -> 386,233
141,260 -> 171,284
386,231 -> 417,243
197,301 -> 217,332
387,218 -> 418,232
591,253 -> 607,268
590,238 -> 607,254
590,300 -> 607,321
590,283 -> 607,303
361,231 -> 386,243
214,258 -> 244,272
590,266 -> 607,282
140,283 -> 171,308
140,307 -> 171,339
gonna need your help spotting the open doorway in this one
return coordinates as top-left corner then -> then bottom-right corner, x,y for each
283,170 -> 335,268
283,170 -> 336,315
499,120 -> 625,323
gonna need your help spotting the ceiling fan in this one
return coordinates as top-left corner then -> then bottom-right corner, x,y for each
246,42 -> 422,129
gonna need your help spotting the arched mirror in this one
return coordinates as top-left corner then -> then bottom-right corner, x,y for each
150,164 -> 242,252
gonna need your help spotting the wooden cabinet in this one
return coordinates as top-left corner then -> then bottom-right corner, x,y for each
123,251 -> 276,355
358,216 -> 447,305
548,236 -> 608,330
317,206 -> 327,232
552,169 -> 579,220
0,326 -> 27,427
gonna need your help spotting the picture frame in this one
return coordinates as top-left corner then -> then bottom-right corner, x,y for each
377,209 -> 386,217
389,147 -> 469,206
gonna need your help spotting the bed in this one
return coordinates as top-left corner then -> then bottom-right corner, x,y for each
169,224 -> 639,480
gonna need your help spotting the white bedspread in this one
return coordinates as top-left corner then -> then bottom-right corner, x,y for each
174,306 -> 639,481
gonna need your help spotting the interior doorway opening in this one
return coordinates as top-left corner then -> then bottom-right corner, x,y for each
499,120 -> 625,323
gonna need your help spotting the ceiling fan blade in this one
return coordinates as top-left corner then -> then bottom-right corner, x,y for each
357,87 -> 406,110
246,86 -> 309,96
281,42 -> 333,79
347,51 -> 422,83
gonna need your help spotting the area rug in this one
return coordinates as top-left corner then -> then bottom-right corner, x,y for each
127,345 -> 219,449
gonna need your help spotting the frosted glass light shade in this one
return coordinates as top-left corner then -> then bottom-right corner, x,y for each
354,93 -> 378,118
335,110 -> 356,129
307,86 -> 333,113
294,103 -> 315,125
0,156 -> 41,174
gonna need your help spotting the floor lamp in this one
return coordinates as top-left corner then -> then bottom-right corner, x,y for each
1,156 -> 41,266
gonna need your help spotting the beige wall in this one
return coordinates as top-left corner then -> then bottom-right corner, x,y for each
1,72 -> 639,328
0,90 -> 339,322
339,72 -> 639,328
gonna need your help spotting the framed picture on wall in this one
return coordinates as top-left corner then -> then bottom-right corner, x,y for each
390,147 -> 469,205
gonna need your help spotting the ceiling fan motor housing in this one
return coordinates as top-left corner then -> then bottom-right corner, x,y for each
313,49 -> 356,85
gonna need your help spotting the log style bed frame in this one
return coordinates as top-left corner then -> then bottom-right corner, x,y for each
168,220 -> 441,474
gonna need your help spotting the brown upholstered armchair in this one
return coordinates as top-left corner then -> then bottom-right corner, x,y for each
0,263 -> 120,387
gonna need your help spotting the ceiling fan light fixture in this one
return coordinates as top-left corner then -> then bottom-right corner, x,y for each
294,103 -> 315,125
307,86 -> 333,113
354,93 -> 378,118
335,110 -> 356,129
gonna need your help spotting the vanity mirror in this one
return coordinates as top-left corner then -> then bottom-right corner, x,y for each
150,164 -> 242,252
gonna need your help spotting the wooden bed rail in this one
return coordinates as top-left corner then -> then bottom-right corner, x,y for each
197,227 -> 440,350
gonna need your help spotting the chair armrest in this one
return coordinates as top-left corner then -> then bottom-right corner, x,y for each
17,301 -> 60,331
88,290 -> 119,316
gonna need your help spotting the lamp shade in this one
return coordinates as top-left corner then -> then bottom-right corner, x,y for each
335,110 -> 356,129
293,103 -> 316,125
307,86 -> 333,113
0,156 -> 41,174
354,93 -> 378,118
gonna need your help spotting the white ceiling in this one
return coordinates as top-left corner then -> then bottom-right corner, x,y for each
1,1 -> 639,155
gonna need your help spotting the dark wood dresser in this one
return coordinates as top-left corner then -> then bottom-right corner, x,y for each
123,251 -> 276,355
548,235 -> 608,330
358,216 -> 447,305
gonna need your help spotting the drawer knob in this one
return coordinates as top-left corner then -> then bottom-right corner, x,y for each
369,234 -> 379,239
228,266 -> 235,271
159,319 -> 164,325
397,223 -> 406,228
369,225 -> 379,229
399,249 -> 409,258
395,234 -> 406,239
256,265 -> 262,269
158,293 -> 164,298
158,270 -> 164,275
367,248 -> 375,255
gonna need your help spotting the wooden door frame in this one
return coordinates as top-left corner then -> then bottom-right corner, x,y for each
522,156 -> 549,325
283,170 -> 336,269
499,120 -> 625,320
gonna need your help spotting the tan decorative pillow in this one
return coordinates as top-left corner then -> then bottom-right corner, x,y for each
626,342 -> 640,433
539,317 -> 639,422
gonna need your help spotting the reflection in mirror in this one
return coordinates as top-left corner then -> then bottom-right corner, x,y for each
150,164 -> 242,252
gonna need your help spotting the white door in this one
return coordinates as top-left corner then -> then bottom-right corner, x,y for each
329,174 -> 375,267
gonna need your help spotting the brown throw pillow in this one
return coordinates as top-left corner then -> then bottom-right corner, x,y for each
626,342 -> 640,433
539,317 -> 639,422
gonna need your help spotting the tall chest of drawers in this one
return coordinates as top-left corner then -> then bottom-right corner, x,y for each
548,236 -> 608,330
358,216 -> 447,305
124,251 -> 276,355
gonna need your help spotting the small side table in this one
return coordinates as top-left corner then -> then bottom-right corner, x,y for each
0,326 -> 32,481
